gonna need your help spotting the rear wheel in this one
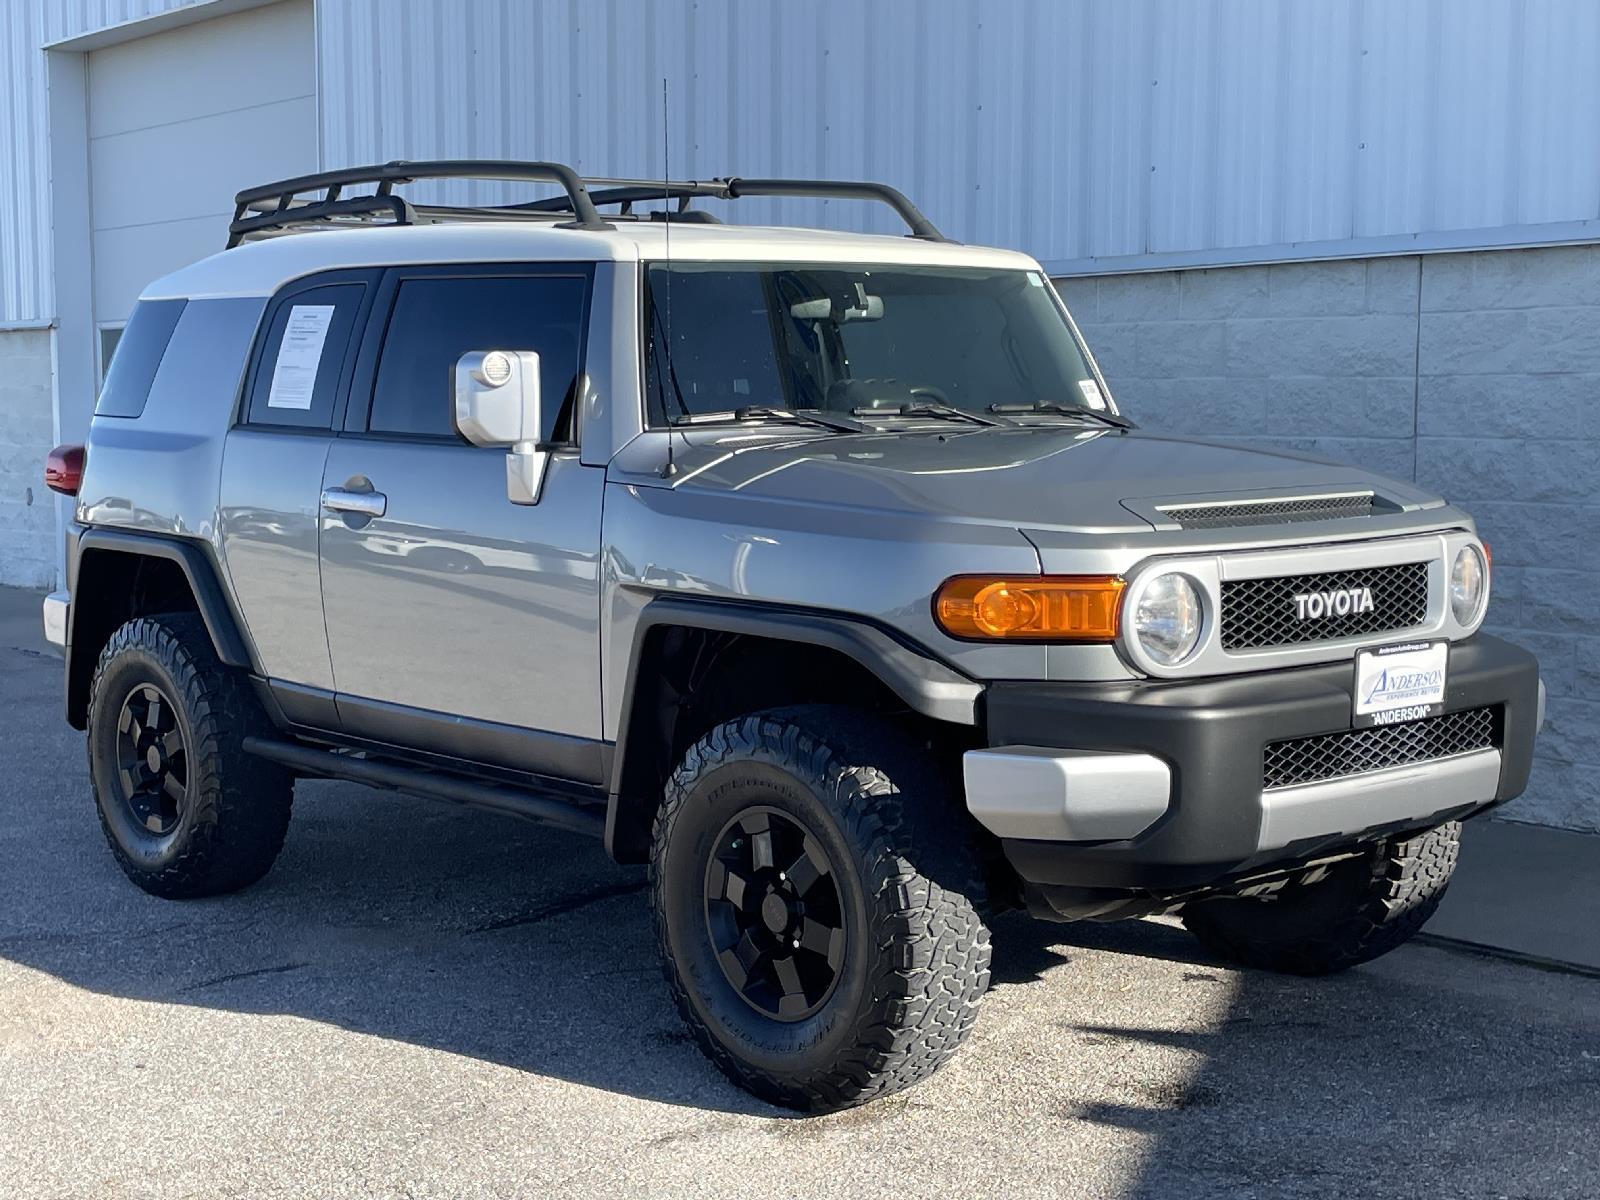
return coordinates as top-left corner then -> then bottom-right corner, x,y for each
1182,821 -> 1461,975
87,613 -> 294,898
651,706 -> 991,1111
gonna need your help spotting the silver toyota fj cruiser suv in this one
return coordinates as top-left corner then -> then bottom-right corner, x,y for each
43,161 -> 1543,1112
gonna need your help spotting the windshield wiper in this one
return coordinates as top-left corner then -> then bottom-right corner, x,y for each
669,405 -> 864,434
851,402 -> 1004,428
987,401 -> 1135,430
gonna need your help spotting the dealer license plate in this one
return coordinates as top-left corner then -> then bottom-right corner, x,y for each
1353,640 -> 1448,728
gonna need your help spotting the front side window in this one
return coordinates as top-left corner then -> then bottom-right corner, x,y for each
644,262 -> 1102,425
368,273 -> 589,442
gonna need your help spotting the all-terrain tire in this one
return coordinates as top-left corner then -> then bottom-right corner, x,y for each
87,613 -> 294,898
650,706 -> 992,1111
1182,821 -> 1461,975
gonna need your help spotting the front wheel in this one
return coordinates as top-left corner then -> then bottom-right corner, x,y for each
1182,821 -> 1461,975
650,707 -> 991,1112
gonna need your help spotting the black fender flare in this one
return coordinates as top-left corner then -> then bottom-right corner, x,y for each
65,528 -> 256,726
604,594 -> 982,862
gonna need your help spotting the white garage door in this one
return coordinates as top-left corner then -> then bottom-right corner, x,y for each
88,0 -> 316,359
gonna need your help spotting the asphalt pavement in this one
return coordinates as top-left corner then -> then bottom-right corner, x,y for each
2,588 -> 1598,1199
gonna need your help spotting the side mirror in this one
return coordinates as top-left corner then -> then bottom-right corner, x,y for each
454,350 -> 548,505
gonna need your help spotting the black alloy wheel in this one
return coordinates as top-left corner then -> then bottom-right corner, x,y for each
704,806 -> 846,1021
114,682 -> 188,836
87,613 -> 294,898
651,706 -> 993,1111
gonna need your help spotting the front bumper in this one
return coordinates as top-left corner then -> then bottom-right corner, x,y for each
969,634 -> 1541,898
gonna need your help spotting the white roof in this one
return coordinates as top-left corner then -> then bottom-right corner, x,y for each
143,219 -> 1042,301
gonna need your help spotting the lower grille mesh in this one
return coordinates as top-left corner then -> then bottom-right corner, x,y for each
1263,707 -> 1499,791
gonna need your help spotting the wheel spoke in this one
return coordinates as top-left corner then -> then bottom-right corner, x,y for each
733,929 -> 763,973
161,730 -> 183,758
771,960 -> 806,1017
799,918 -> 844,970
782,836 -> 830,895
118,705 -> 136,736
707,860 -> 751,910
143,691 -> 163,732
119,767 -> 140,798
717,930 -> 766,989
161,773 -> 185,806
749,828 -> 774,871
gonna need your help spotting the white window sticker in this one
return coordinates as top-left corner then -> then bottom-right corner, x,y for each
266,304 -> 336,410
1077,379 -> 1107,410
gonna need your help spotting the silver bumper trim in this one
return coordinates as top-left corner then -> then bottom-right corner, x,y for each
42,591 -> 68,653
962,747 -> 1171,842
1258,748 -> 1502,851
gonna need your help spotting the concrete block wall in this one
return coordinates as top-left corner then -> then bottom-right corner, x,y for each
1060,245 -> 1600,834
0,328 -> 56,589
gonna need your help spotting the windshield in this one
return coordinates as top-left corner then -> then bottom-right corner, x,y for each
643,262 -> 1107,425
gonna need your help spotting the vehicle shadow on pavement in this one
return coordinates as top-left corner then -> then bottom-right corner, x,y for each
7,642 -> 1600,1194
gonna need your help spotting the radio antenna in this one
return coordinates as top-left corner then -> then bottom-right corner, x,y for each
660,75 -> 679,480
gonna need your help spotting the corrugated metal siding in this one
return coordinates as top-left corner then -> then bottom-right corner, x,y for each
315,0 -> 1600,272
10,0 -> 1600,322
1,0 -> 51,323
1,0 -> 201,324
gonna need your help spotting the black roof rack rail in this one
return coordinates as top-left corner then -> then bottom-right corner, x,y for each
511,176 -> 950,241
227,159 -> 612,246
226,160 -> 951,246
721,178 -> 947,242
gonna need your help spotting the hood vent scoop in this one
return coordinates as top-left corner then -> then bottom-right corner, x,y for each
1159,492 -> 1375,530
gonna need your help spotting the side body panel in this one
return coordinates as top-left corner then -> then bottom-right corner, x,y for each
77,297 -> 267,556
217,430 -> 334,690
318,441 -> 605,739
597,479 -> 1044,742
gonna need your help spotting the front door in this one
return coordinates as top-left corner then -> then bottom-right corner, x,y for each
317,265 -> 605,779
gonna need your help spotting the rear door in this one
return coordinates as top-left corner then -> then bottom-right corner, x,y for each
317,264 -> 606,778
218,270 -> 377,694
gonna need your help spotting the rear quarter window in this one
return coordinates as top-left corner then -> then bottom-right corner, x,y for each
94,299 -> 186,418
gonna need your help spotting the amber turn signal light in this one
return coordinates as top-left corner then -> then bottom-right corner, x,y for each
934,575 -> 1125,641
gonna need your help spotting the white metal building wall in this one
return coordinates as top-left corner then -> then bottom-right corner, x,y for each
9,0 -> 1600,325
0,0 -> 204,326
316,0 -> 1600,275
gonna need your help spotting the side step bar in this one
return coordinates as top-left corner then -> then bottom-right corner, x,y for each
242,736 -> 605,839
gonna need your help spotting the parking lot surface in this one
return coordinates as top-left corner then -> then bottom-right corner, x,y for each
3,613 -> 1598,1199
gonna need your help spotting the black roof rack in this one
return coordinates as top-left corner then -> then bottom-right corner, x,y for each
227,159 -> 951,247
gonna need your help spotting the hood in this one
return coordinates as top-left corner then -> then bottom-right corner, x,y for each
611,425 -> 1441,535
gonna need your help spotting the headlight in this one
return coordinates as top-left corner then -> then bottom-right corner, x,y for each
1451,543 -> 1488,626
1131,572 -> 1203,666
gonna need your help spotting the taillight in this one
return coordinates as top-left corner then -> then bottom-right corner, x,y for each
45,444 -> 85,496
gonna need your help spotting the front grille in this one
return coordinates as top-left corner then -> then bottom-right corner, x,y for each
1221,561 -> 1429,651
1263,707 -> 1498,790
1162,494 -> 1374,530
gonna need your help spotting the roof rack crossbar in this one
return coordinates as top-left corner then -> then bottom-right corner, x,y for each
229,193 -> 418,243
226,161 -> 950,245
227,159 -> 613,245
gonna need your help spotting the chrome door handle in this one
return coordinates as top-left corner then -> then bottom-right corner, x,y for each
321,487 -> 387,518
